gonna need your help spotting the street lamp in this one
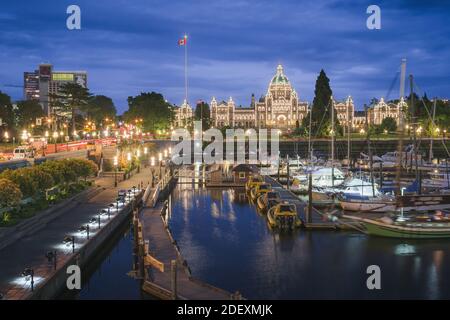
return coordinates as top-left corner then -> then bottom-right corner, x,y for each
113,156 -> 118,187
63,235 -> 75,253
21,130 -> 28,142
52,131 -> 59,153
21,268 -> 34,291
136,149 -> 141,173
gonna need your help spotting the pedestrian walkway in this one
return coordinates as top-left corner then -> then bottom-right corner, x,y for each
0,167 -> 153,299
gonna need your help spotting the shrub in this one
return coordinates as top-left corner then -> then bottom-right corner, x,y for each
0,178 -> 22,208
28,166 -> 54,192
0,169 -> 37,198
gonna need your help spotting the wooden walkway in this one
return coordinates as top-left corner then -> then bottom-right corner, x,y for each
137,182 -> 236,300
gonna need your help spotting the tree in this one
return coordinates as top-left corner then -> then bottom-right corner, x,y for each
15,100 -> 45,129
84,95 -> 117,125
379,117 -> 397,133
0,91 -> 15,136
123,92 -> 173,132
194,101 -> 211,130
302,70 -> 336,137
0,178 -> 22,208
63,159 -> 98,180
28,167 -> 54,192
0,169 -> 37,198
50,83 -> 91,134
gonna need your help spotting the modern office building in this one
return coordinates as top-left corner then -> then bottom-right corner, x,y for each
23,63 -> 88,117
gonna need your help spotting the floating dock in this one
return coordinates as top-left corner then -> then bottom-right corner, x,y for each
136,171 -> 240,300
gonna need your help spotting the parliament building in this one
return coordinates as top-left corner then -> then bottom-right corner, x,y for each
173,64 -> 405,131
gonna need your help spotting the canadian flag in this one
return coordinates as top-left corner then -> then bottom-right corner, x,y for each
178,36 -> 187,46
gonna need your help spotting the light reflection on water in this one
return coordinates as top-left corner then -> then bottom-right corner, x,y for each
167,185 -> 450,299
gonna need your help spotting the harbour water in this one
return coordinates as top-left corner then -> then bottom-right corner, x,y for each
61,183 -> 450,299
59,221 -> 149,300
167,184 -> 450,299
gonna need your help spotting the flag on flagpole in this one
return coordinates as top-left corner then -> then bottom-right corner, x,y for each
178,35 -> 187,46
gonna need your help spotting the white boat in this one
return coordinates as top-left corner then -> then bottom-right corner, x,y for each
312,177 -> 380,205
292,167 -> 346,190
339,195 -> 396,212
423,169 -> 450,189
380,144 -> 423,168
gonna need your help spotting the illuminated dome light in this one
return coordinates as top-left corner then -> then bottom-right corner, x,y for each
270,64 -> 290,85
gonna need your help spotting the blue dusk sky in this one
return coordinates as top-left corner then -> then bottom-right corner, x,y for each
0,0 -> 449,113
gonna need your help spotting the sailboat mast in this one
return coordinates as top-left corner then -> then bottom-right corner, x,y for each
308,103 -> 312,164
365,104 -> 375,196
429,98 -> 437,162
410,75 -> 419,180
331,98 -> 335,187
347,97 -> 351,167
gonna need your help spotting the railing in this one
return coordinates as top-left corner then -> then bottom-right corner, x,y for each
143,170 -> 174,207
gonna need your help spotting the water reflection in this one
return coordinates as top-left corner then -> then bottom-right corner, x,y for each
168,186 -> 450,299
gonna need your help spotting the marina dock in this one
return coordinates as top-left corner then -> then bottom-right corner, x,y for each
135,170 -> 239,300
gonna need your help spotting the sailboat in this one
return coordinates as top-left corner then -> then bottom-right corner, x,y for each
343,63 -> 450,238
345,214 -> 450,239
291,98 -> 347,191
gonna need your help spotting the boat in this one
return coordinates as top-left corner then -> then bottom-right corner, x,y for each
245,175 -> 264,192
312,177 -> 381,207
338,194 -> 396,212
256,191 -> 281,212
380,144 -> 424,168
423,169 -> 450,189
292,167 -> 346,191
345,214 -> 450,239
250,183 -> 272,201
339,191 -> 450,213
267,202 -> 302,229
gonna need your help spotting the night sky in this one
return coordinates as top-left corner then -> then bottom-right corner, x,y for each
1,0 -> 449,113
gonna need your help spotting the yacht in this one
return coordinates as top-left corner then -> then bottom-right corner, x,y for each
291,167 -> 346,191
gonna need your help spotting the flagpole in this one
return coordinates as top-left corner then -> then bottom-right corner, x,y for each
184,34 -> 188,104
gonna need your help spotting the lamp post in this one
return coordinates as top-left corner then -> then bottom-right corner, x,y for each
113,156 -> 118,187
52,131 -> 58,153
144,147 -> 148,167
136,149 -> 141,173
21,268 -> 34,291
150,156 -> 155,187
158,152 -> 163,178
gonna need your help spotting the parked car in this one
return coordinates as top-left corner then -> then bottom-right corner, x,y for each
12,146 -> 34,159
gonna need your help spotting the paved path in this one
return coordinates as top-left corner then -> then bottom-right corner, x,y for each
0,167 -> 153,299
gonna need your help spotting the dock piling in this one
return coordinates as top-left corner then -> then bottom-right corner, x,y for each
171,260 -> 177,300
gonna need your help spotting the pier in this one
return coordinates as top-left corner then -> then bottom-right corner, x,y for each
134,168 -> 239,300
